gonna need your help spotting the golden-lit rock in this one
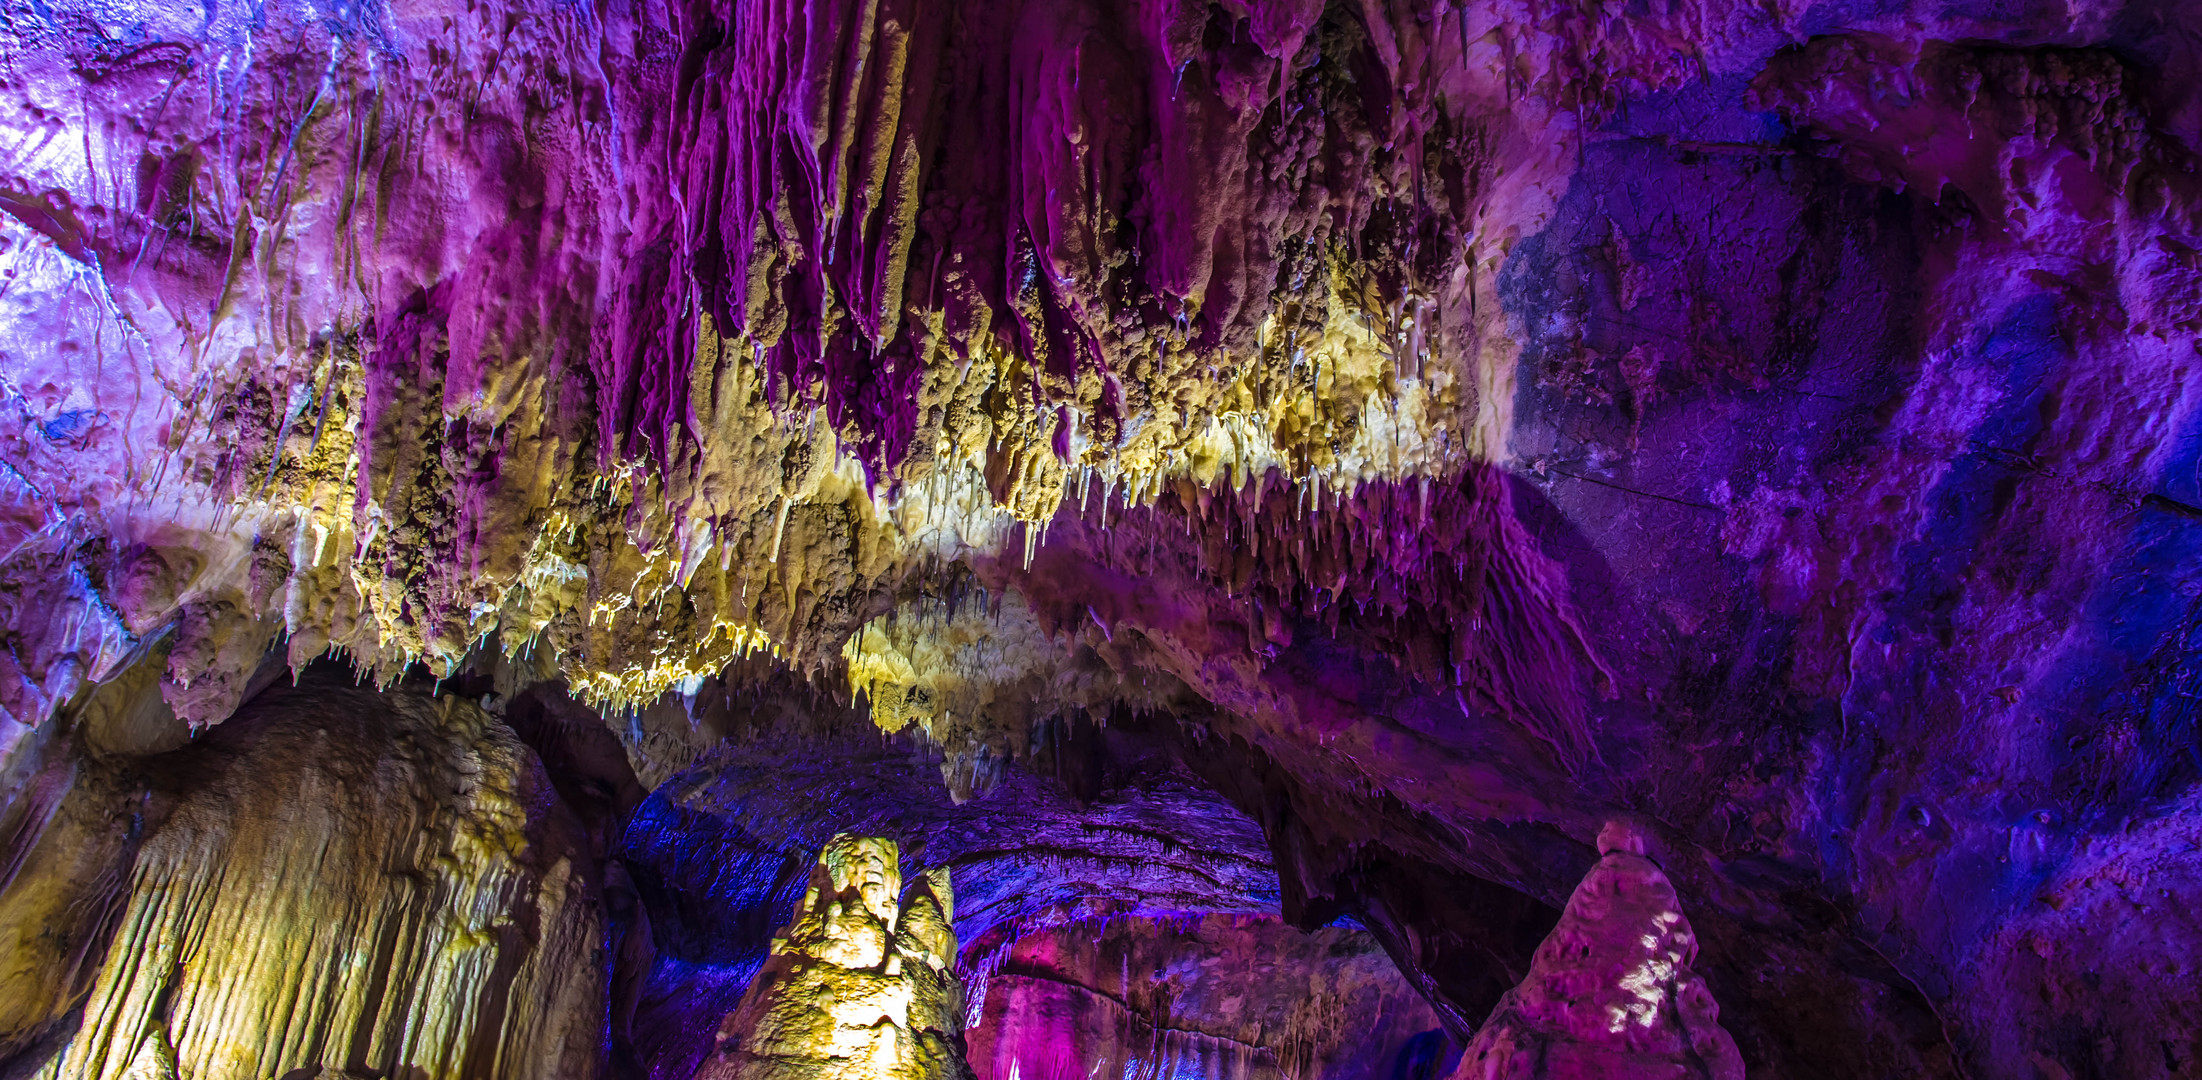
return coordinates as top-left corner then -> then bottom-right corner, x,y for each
7,679 -> 603,1080
696,836 -> 972,1080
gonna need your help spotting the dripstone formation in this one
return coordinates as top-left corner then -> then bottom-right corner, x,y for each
0,0 -> 2200,1074
695,837 -> 969,1080
1448,823 -> 1745,1080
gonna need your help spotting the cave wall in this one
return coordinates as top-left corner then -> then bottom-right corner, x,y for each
966,913 -> 1449,1080
0,0 -> 2199,1073
2,669 -> 607,1079
0,668 -> 1364,1080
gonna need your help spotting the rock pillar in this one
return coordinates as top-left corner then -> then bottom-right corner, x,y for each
1450,822 -> 1746,1080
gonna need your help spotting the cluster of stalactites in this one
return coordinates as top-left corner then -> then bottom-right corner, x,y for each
841,461 -> 1608,778
1,0 -> 1564,740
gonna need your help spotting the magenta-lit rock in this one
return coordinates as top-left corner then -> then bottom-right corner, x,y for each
0,0 -> 2197,1076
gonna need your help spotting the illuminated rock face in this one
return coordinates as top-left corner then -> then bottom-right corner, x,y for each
1,0 -> 2201,1072
695,836 -> 969,1080
0,0 -> 1529,728
2,672 -> 605,1080
1448,824 -> 1743,1080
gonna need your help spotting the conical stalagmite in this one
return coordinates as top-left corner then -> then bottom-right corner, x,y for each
1450,822 -> 1745,1080
695,836 -> 972,1080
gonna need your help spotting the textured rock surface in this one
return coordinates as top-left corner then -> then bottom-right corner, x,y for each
607,682 -> 1288,1080
0,0 -> 1526,726
967,913 -> 1449,1080
1448,822 -> 1743,1080
0,0 -> 2199,1072
1,667 -> 606,1080
695,836 -> 969,1080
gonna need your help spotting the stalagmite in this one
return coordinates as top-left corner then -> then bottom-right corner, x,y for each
0,0 -> 2197,1072
695,836 -> 971,1080
1448,822 -> 1745,1080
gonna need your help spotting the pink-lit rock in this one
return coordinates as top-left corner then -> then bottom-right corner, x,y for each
967,913 -> 1448,1080
1448,823 -> 1744,1080
0,0 -> 2197,1074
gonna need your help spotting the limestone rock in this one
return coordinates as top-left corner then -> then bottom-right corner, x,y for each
696,836 -> 971,1080
8,673 -> 605,1080
1449,823 -> 1744,1080
967,913 -> 1447,1080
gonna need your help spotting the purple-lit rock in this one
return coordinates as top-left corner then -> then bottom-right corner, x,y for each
1448,822 -> 1744,1080
0,0 -> 2197,1074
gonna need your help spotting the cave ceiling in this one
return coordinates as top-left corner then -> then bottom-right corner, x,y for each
0,0 -> 2200,1075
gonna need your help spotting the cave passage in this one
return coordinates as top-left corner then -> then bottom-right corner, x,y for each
2,0 -> 2202,1077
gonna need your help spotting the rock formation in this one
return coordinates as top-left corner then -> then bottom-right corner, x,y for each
3,670 -> 605,1080
1449,822 -> 1744,1080
0,0 -> 2198,1072
695,836 -> 969,1080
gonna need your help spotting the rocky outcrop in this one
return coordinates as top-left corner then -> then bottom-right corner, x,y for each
695,836 -> 969,1080
1449,823 -> 1743,1080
